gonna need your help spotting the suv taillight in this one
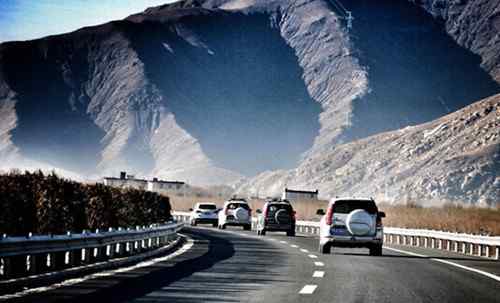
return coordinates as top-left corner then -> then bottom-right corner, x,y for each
291,211 -> 296,221
325,205 -> 334,225
248,209 -> 252,217
376,215 -> 382,228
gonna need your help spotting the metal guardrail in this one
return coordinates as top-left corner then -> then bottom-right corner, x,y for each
0,221 -> 184,280
173,211 -> 500,260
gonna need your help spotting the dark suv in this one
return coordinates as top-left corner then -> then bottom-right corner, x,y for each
256,199 -> 296,236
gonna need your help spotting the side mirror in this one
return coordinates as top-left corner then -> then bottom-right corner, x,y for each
316,209 -> 325,216
189,208 -> 193,212
256,209 -> 262,214
378,211 -> 386,218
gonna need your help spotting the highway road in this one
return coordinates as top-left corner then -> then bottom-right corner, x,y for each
4,226 -> 500,303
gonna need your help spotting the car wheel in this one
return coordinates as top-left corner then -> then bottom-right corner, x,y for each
257,230 -> 261,236
369,244 -> 383,256
221,224 -> 226,230
243,224 -> 251,231
212,222 -> 218,227
287,230 -> 295,237
319,243 -> 331,254
261,230 -> 266,236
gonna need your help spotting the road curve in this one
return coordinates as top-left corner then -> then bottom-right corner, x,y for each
5,226 -> 500,303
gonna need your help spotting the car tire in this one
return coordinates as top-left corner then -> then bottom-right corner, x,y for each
221,224 -> 226,230
243,224 -> 251,231
260,229 -> 266,236
369,244 -> 383,256
287,230 -> 295,237
191,220 -> 197,226
319,243 -> 331,254
212,222 -> 218,227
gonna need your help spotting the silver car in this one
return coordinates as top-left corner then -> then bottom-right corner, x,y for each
317,198 -> 385,256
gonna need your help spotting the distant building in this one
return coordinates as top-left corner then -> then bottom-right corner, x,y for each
103,172 -> 148,190
103,172 -> 187,195
282,188 -> 318,201
147,178 -> 186,194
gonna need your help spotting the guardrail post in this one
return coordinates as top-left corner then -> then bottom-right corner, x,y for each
485,246 -> 490,258
424,237 -> 428,248
461,242 -> 467,254
416,237 -> 420,247
469,243 -> 474,256
495,247 -> 499,260
453,241 -> 458,252
2,257 -> 12,279
106,244 -> 115,259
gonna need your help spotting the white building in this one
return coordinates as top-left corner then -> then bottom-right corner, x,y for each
282,188 -> 319,201
103,172 -> 187,195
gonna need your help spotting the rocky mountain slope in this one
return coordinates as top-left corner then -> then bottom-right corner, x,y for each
236,94 -> 500,206
0,0 -> 499,203
410,0 -> 500,83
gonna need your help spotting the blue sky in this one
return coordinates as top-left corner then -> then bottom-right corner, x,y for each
0,0 -> 177,43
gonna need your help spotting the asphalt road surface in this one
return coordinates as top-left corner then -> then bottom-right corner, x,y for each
4,226 -> 500,303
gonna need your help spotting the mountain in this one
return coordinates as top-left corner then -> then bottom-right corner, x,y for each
0,0 -> 499,201
236,94 -> 500,206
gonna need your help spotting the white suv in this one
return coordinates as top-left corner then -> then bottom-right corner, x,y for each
218,199 -> 252,230
317,198 -> 385,256
189,203 -> 219,227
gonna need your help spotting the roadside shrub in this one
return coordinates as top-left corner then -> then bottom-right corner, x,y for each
0,171 -> 171,236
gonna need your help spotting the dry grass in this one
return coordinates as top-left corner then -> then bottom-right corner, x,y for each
170,194 -> 500,235
379,204 -> 500,236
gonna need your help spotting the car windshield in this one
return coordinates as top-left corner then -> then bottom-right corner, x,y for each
198,204 -> 217,210
333,200 -> 377,214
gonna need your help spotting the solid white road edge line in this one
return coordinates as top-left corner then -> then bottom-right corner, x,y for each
0,237 -> 195,300
308,254 -> 318,259
384,246 -> 500,283
300,249 -> 309,253
299,285 -> 318,294
279,240 -> 287,244
290,244 -> 299,248
314,261 -> 325,267
313,271 -> 325,278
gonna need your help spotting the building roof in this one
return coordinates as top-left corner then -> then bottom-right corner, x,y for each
284,188 -> 318,194
103,177 -> 184,184
103,177 -> 147,182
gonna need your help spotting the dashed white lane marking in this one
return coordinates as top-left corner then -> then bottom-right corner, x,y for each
299,284 -> 318,294
384,247 -> 500,283
0,237 -> 194,300
313,271 -> 325,278
314,261 -> 325,267
300,249 -> 309,253
279,240 -> 287,244
308,254 -> 318,259
290,244 -> 299,248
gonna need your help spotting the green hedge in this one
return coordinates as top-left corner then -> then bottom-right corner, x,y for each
0,171 -> 171,236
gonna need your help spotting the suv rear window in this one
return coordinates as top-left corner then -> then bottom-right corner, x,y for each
198,204 -> 217,210
266,203 -> 292,216
333,200 -> 377,214
227,203 -> 250,210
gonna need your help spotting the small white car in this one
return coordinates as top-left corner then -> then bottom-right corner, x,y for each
317,197 -> 385,256
189,202 -> 219,227
218,199 -> 252,230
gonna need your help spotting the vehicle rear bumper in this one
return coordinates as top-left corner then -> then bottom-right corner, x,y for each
321,235 -> 383,247
193,218 -> 218,224
224,220 -> 251,226
263,223 -> 294,231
